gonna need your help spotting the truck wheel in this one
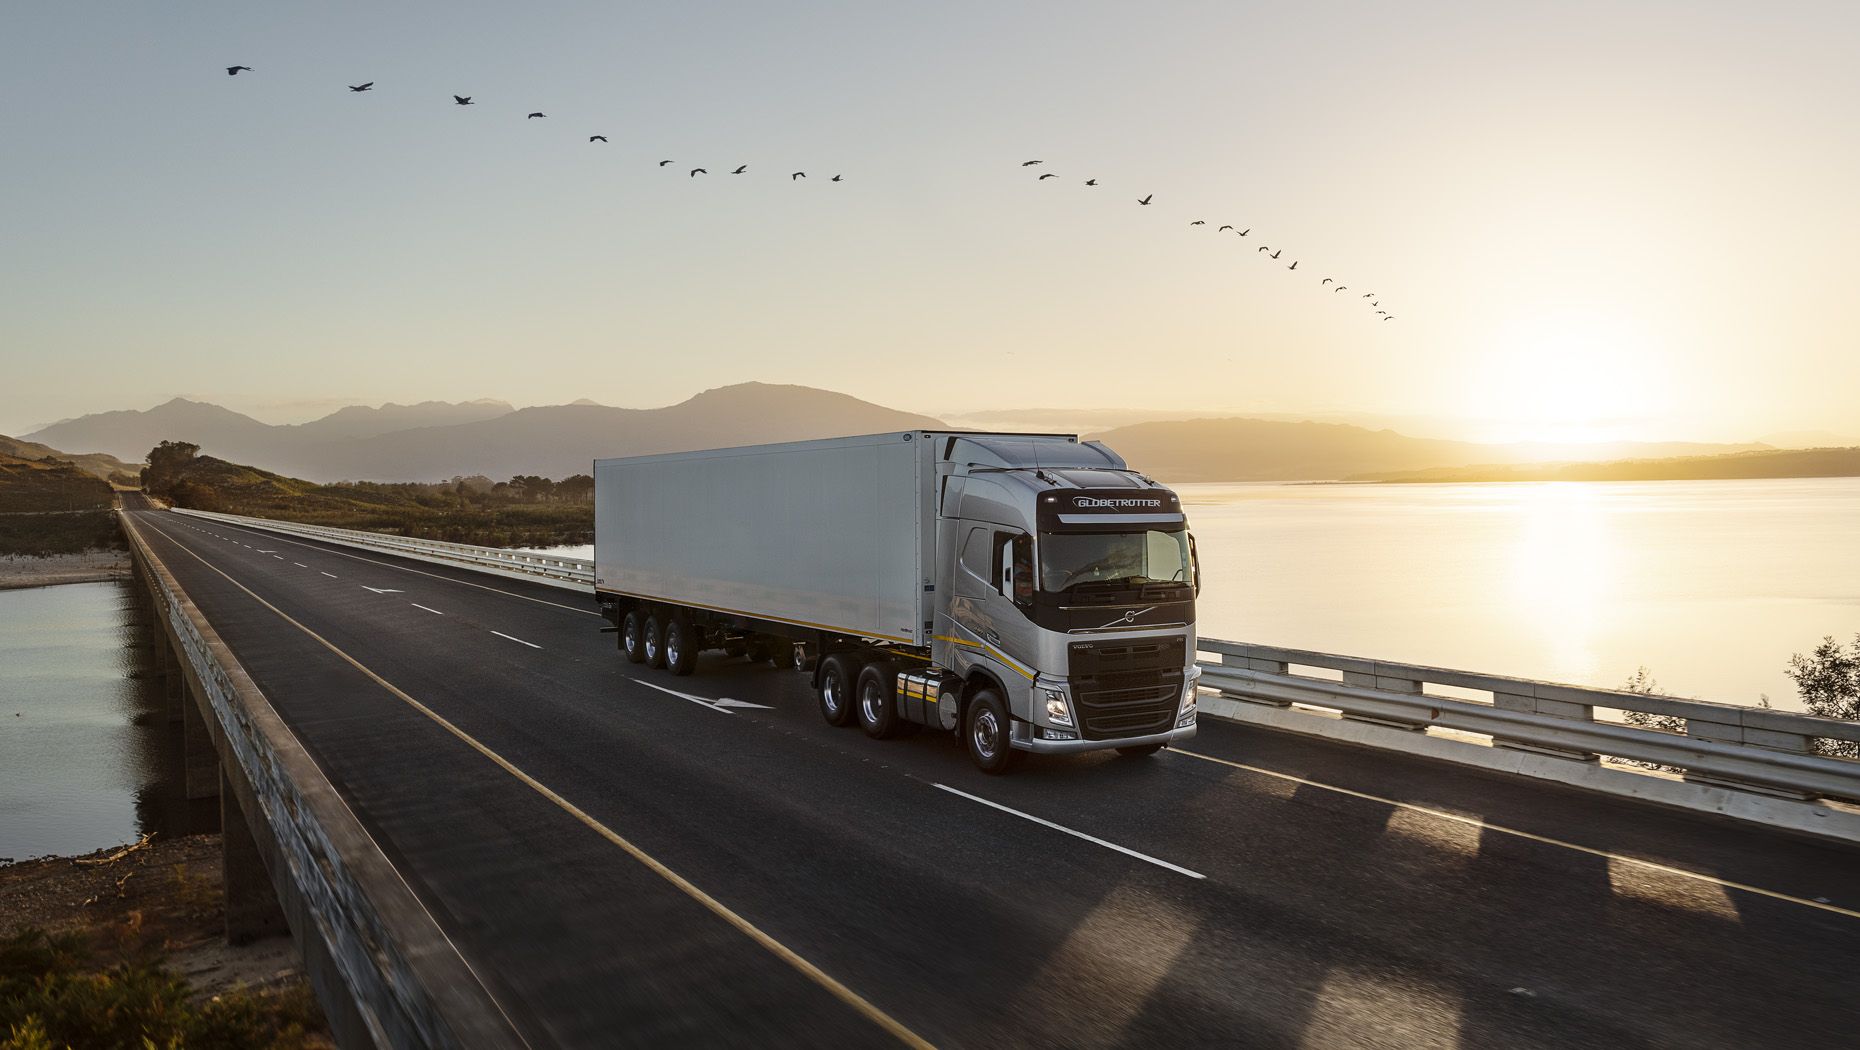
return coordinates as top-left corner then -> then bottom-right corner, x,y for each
664,616 -> 698,677
620,610 -> 647,664
818,654 -> 857,727
856,664 -> 898,739
643,613 -> 667,669
964,689 -> 1020,774
1117,743 -> 1163,758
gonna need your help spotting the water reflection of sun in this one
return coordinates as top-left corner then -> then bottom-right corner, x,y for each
1506,483 -> 1618,682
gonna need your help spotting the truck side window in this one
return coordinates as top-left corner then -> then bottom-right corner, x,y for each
995,531 -> 1033,606
958,527 -> 992,583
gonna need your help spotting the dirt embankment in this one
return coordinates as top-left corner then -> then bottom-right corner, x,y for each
1,833 -> 331,1046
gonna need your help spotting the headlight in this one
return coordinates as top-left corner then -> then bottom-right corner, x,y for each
1043,688 -> 1074,727
1177,667 -> 1201,726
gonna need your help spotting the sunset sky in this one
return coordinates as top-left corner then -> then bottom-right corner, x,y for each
3,2 -> 1855,445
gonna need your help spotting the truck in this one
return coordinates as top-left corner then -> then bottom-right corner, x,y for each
593,431 -> 1201,772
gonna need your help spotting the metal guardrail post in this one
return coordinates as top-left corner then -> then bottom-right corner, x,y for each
1683,716 -> 1818,800
1492,690 -> 1600,762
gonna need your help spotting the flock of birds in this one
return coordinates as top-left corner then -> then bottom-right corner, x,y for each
223,65 -> 1392,321
1017,160 -> 1395,321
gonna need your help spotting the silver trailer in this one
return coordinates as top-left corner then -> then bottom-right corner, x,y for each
594,431 -> 1200,772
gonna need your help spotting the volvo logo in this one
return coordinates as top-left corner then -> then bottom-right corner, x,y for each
1097,606 -> 1158,629
1073,496 -> 1164,510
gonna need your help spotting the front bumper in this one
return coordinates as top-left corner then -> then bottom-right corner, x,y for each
1010,718 -> 1198,754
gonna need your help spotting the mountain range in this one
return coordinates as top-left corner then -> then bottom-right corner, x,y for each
22,384 -> 1843,485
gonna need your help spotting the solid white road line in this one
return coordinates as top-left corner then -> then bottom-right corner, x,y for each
412,604 -> 445,616
293,562 -> 307,568
361,586 -> 404,594
490,630 -> 541,649
932,784 -> 1205,880
320,572 -> 338,579
1171,747 -> 1860,921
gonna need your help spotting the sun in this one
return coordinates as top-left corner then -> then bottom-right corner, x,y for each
1462,309 -> 1668,445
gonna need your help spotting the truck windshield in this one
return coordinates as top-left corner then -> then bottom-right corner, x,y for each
1040,530 -> 1192,593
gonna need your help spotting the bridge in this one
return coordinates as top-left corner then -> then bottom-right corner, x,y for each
117,494 -> 1860,1048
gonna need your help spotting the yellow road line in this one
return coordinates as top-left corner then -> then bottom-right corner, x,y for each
137,514 -> 936,1048
1172,746 -> 1860,922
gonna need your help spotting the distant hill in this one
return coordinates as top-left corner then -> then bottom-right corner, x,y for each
0,452 -> 115,512
28,384 -> 944,482
0,434 -> 140,485
1081,417 -> 1767,483
1352,447 -> 1860,484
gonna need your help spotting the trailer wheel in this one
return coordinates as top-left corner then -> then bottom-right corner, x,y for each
818,654 -> 857,727
643,613 -> 667,669
664,616 -> 698,677
620,610 -> 647,664
964,688 -> 1019,774
856,663 -> 898,739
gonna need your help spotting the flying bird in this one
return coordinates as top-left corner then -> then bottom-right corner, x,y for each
1361,292 -> 1375,298
1236,228 -> 1250,236
690,168 -> 707,177
1287,261 -> 1298,270
831,174 -> 843,181
1084,179 -> 1098,186
348,82 -> 373,92
791,172 -> 806,180
659,159 -> 674,166
589,135 -> 607,142
1377,310 -> 1387,315
1372,301 -> 1379,307
453,95 -> 473,105
1219,225 -> 1233,232
527,112 -> 546,119
1190,220 -> 1206,225
732,164 -> 747,174
1137,194 -> 1152,205
1022,160 -> 1043,166
1322,278 -> 1333,285
1257,246 -> 1271,253
1334,286 -> 1348,292
1269,249 -> 1282,259
1383,316 -> 1395,321
1037,173 -> 1057,180
226,66 -> 252,76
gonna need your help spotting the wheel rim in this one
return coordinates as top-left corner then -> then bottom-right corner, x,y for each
972,708 -> 1001,759
624,619 -> 639,654
860,680 -> 884,725
666,626 -> 681,666
824,673 -> 845,716
645,625 -> 660,661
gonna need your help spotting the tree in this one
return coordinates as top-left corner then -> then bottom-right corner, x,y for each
557,474 -> 594,501
1787,635 -> 1860,759
139,440 -> 200,496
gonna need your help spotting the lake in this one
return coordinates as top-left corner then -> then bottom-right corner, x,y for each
0,581 -> 216,861
525,477 -> 1860,709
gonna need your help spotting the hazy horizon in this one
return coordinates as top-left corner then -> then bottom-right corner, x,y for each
4,4 -> 1857,446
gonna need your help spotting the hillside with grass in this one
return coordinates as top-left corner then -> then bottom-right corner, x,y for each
0,453 -> 121,556
0,434 -> 141,485
143,442 -> 593,549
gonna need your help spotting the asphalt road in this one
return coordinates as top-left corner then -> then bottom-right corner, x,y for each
125,503 -> 1860,1049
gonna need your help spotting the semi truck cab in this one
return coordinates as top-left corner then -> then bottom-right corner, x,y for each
927,436 -> 1201,771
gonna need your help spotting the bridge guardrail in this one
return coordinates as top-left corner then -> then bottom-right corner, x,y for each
1195,640 -> 1860,837
166,507 -> 1860,839
173,508 -> 594,592
123,511 -> 524,1048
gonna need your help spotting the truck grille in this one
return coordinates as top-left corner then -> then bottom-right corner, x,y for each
1068,637 -> 1185,740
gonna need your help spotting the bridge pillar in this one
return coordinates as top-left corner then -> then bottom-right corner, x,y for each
181,690 -> 221,800
220,767 -> 291,945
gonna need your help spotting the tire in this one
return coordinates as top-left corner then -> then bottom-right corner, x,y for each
723,638 -> 747,659
770,641 -> 797,670
856,663 -> 898,739
620,610 -> 646,664
818,654 -> 857,727
1117,743 -> 1164,758
643,613 -> 667,669
964,688 -> 1019,774
664,616 -> 698,677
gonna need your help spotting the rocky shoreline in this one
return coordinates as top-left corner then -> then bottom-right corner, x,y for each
0,549 -> 131,590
